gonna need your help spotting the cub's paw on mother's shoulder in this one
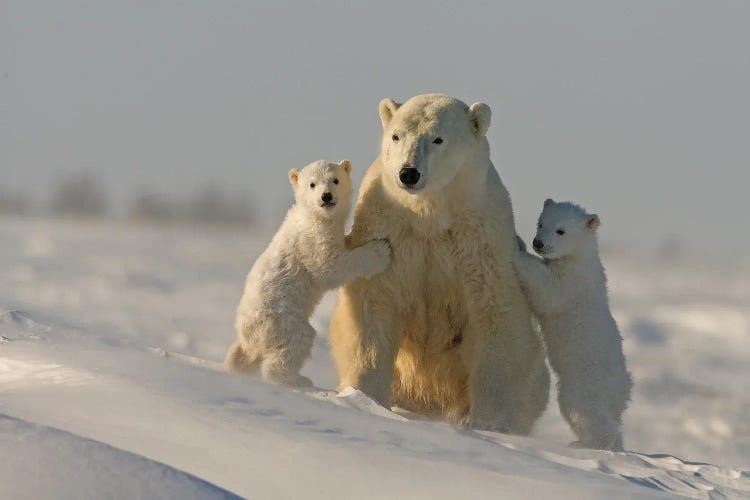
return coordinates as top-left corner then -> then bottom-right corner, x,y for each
514,234 -> 527,253
361,239 -> 392,276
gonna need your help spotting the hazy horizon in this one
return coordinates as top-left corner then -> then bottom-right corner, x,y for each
2,1 -> 749,253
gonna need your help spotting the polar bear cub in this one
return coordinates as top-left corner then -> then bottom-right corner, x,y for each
514,199 -> 632,450
225,160 -> 391,387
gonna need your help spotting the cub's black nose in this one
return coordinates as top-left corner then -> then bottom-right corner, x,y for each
532,238 -> 544,251
399,167 -> 421,186
321,192 -> 333,203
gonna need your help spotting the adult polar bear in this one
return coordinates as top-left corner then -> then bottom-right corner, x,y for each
330,94 -> 550,433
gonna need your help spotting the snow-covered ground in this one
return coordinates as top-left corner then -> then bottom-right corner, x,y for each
1,216 -> 748,499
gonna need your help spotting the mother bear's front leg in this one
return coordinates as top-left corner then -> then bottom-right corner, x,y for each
458,234 -> 551,435
330,276 -> 402,407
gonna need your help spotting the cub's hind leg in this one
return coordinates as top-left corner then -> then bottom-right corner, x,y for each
560,390 -> 623,451
260,315 -> 316,387
224,340 -> 262,374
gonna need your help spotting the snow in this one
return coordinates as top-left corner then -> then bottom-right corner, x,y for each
0,414 -> 239,500
1,216 -> 749,499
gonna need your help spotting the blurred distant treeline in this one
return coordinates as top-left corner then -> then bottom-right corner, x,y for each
0,171 -> 255,226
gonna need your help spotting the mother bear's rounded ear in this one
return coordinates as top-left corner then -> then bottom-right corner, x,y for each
340,160 -> 352,175
378,98 -> 401,128
468,102 -> 492,137
288,169 -> 299,187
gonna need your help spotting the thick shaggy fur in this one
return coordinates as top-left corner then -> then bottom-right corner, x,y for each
514,199 -> 633,450
226,160 -> 390,386
330,94 -> 550,433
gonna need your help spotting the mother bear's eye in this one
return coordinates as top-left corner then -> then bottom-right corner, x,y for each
333,178 -> 339,185
556,229 -> 565,235
310,183 -> 316,189
433,137 -> 443,144
392,134 -> 399,142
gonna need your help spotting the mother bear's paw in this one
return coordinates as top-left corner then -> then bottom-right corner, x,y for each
467,415 -> 513,434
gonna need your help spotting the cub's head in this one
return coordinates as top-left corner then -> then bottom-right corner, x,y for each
377,93 -> 491,196
532,199 -> 600,259
288,160 -> 353,218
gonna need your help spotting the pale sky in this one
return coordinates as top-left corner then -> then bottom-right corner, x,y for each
2,1 -> 749,252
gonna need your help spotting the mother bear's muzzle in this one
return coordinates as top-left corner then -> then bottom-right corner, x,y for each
398,166 -> 421,187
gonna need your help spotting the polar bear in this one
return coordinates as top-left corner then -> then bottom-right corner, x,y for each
226,160 -> 391,387
514,199 -> 632,450
329,94 -> 550,433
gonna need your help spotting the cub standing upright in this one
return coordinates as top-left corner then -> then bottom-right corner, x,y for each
514,199 -> 632,450
226,160 -> 391,387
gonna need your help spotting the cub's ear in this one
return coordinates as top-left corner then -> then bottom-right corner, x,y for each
468,102 -> 491,137
544,198 -> 554,207
288,169 -> 299,187
340,160 -> 352,175
587,214 -> 601,230
378,98 -> 401,128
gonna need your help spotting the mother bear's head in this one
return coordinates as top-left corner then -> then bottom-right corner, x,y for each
378,93 -> 492,196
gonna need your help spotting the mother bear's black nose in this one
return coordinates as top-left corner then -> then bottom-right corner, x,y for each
399,167 -> 421,186
532,238 -> 544,251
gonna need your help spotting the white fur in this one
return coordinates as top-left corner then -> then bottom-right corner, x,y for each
330,94 -> 549,433
514,199 -> 632,450
226,160 -> 391,387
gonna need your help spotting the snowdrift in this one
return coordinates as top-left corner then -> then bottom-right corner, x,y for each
1,217 -> 748,499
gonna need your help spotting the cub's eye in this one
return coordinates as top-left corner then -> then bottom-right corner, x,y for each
333,178 -> 339,185
433,137 -> 443,144
309,183 -> 316,189
537,223 -> 542,229
556,229 -> 565,235
392,134 -> 399,141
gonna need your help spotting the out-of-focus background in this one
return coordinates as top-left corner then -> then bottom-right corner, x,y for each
2,1 -> 749,253
2,2 -> 749,497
